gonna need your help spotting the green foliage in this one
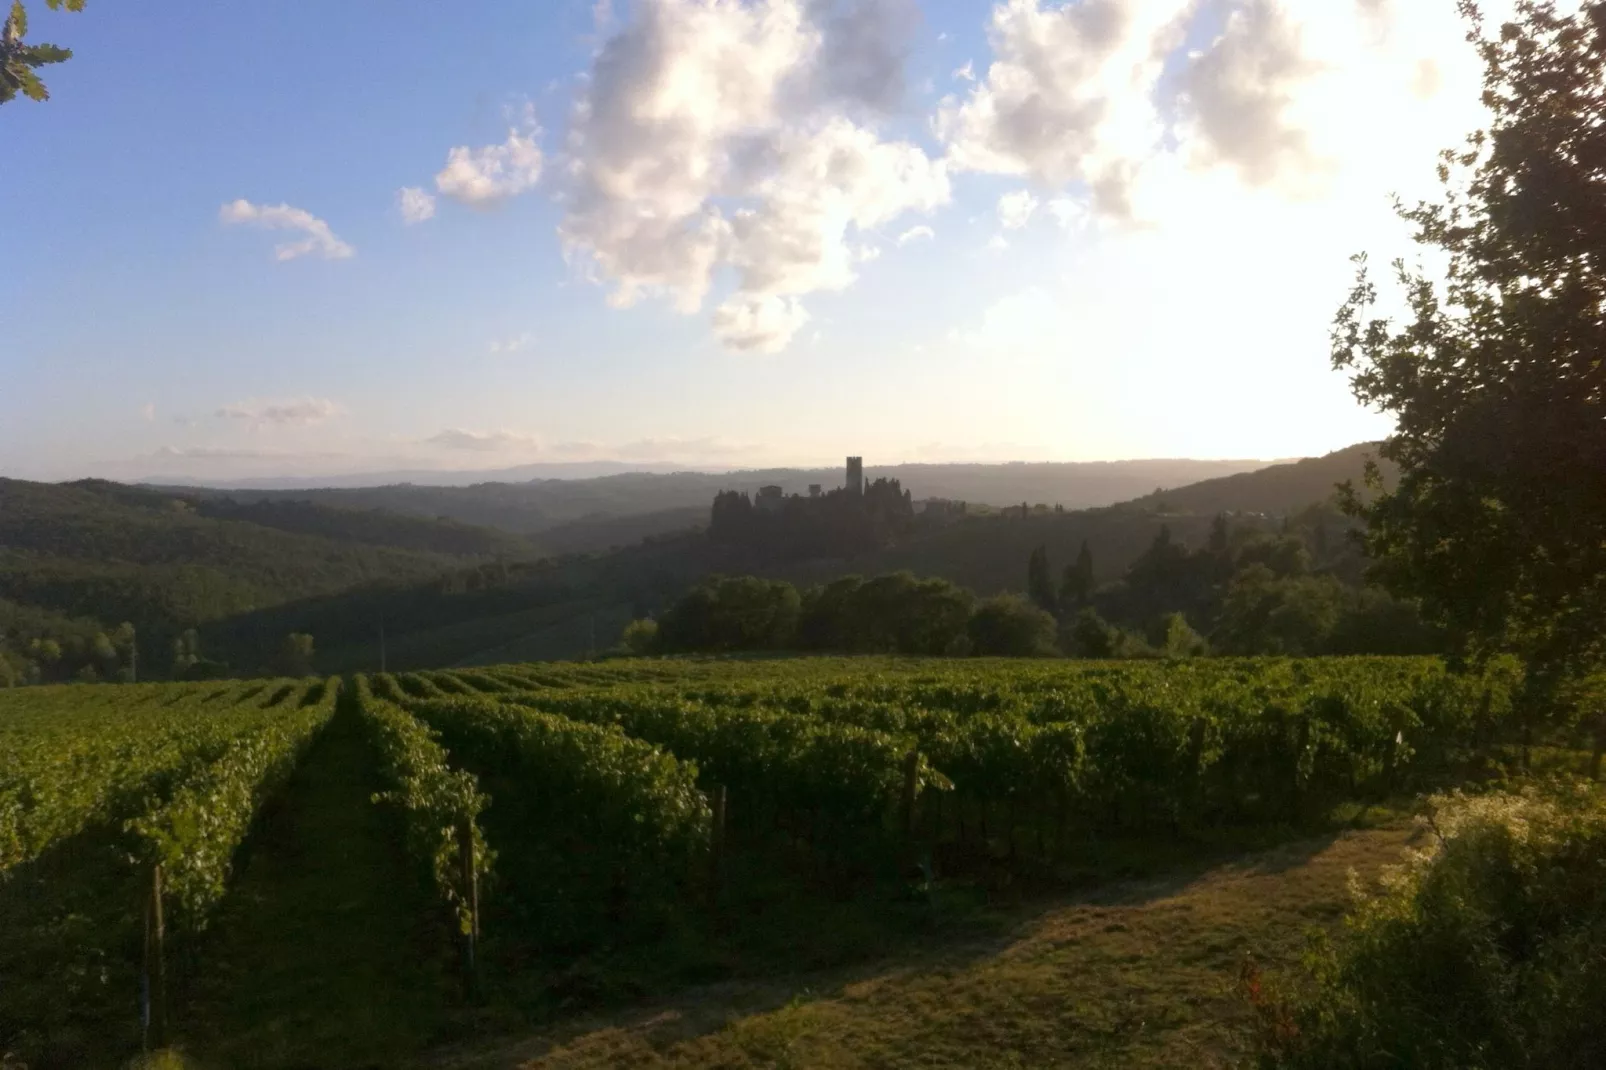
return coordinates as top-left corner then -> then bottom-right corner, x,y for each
0,0 -> 82,105
277,632 -> 315,677
1264,782 -> 1606,1068
1158,612 -> 1208,658
620,616 -> 660,654
1027,545 -> 1058,615
967,593 -> 1058,656
797,572 -> 974,654
124,680 -> 338,925
1332,1 -> 1606,680
354,677 -> 491,935
0,680 -> 302,873
405,695 -> 711,936
657,575 -> 802,652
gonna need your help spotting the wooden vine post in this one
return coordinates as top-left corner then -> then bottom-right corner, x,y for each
142,862 -> 167,1050
457,816 -> 480,997
901,750 -> 920,876
708,784 -> 727,912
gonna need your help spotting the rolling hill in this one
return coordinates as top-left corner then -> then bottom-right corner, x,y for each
2,444 -> 1381,677
1120,443 -> 1391,516
0,479 -> 535,660
153,457 -> 1274,537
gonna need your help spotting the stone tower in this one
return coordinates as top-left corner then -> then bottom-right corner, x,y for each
846,456 -> 864,495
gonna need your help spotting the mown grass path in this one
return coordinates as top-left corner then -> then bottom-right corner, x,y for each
431,824 -> 1421,1070
175,706 -> 458,1069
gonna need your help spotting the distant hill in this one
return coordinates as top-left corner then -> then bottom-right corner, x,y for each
1118,444 -> 1392,517
0,479 -> 515,649
153,458 -> 1273,537
2,445 -> 1383,678
190,497 -> 536,559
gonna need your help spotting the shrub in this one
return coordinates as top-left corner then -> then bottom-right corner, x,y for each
967,594 -> 1057,657
1261,781 -> 1606,1069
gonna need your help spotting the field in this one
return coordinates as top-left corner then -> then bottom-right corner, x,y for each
0,656 -> 1531,1067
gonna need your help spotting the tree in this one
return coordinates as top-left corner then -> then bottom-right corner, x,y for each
620,617 -> 659,655
277,632 -> 315,677
1157,612 -> 1209,658
968,594 -> 1057,657
1068,606 -> 1116,658
657,576 -> 800,652
1,1 -> 84,105
1060,539 -> 1095,607
1333,1 -> 1606,686
1027,545 -> 1058,616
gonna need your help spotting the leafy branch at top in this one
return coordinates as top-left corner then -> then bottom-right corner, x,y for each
2,0 -> 85,105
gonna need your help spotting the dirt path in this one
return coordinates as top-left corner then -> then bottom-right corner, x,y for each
432,824 -> 1422,1070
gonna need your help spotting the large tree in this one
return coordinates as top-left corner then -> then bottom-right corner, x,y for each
1,1 -> 83,105
1333,0 -> 1606,686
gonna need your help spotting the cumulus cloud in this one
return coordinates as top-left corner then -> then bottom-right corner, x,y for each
997,188 -> 1039,229
215,397 -> 344,427
434,127 -> 545,209
711,294 -> 811,353
897,224 -> 935,244
939,0 -> 1488,229
558,0 -> 949,352
936,0 -> 1192,219
219,200 -> 355,261
396,186 -> 437,224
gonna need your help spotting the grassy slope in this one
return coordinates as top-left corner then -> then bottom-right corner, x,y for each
432,824 -> 1420,1070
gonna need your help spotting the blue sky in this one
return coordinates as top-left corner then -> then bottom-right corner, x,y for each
1,0 -> 1489,482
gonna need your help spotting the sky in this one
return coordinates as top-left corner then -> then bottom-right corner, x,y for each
0,0 -> 1501,482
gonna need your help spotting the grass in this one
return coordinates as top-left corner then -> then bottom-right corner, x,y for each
427,820 -> 1422,1069
169,707 -> 462,1068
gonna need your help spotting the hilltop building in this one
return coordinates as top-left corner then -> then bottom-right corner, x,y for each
846,456 -> 864,496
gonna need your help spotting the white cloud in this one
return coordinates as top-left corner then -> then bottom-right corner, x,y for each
997,188 -> 1039,229
435,128 -> 545,209
427,428 -> 542,452
488,332 -> 536,355
215,397 -> 345,427
936,0 -> 1193,219
152,445 -> 348,461
953,60 -> 974,82
897,224 -> 935,245
140,402 -> 156,422
219,200 -> 355,261
711,293 -> 810,353
1046,196 -> 1087,230
557,0 -> 949,353
424,429 -> 755,462
940,0 -> 1486,228
396,186 -> 437,224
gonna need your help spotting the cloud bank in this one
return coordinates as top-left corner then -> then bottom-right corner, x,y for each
215,397 -> 345,426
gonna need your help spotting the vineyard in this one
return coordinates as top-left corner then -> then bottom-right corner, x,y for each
0,655 -> 1535,1066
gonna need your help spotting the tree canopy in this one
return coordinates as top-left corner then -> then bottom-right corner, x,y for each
1,1 -> 82,105
1334,1 -> 1606,682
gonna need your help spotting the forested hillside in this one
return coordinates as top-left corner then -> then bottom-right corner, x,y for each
1,444 -> 1382,681
1120,443 -> 1390,516
0,479 -> 532,683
